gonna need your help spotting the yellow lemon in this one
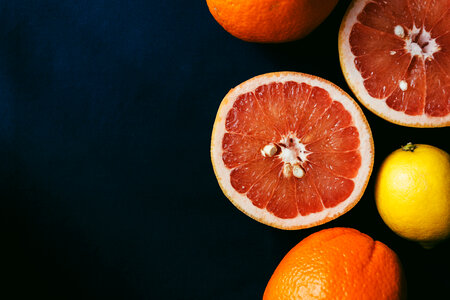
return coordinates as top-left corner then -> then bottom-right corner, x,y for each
375,143 -> 450,248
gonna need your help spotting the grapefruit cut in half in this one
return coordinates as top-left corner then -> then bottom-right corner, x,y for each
339,0 -> 450,127
211,72 -> 374,229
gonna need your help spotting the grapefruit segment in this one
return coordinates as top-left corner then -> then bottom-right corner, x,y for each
222,133 -> 267,168
349,24 -> 405,57
301,101 -> 352,144
255,83 -> 288,134
283,81 -> 312,132
229,158 -> 281,193
385,55 -> 426,115
434,34 -> 450,72
350,24 -> 412,99
247,163 -> 283,209
356,0 -> 413,34
424,1 -> 449,31
294,174 -> 324,216
425,58 -> 450,116
296,86 -> 333,138
430,10 -> 450,37
339,0 -> 450,127
306,126 -> 360,152
266,176 -> 297,219
407,0 -> 429,27
225,92 -> 280,140
355,49 -> 411,99
306,163 -> 355,209
308,151 -> 362,179
211,72 -> 374,229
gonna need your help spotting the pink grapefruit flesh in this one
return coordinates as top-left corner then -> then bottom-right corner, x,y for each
339,0 -> 450,127
211,72 -> 374,229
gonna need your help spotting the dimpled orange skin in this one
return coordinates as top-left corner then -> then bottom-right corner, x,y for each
264,228 -> 406,300
206,0 -> 339,43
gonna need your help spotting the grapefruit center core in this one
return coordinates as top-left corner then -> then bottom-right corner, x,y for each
400,26 -> 440,61
262,136 -> 309,179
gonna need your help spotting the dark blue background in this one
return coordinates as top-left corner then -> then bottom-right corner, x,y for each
0,1 -> 448,299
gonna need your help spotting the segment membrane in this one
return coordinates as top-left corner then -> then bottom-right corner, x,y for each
434,34 -> 450,74
301,101 -> 353,144
222,133 -> 267,168
247,163 -> 283,209
357,0 -> 412,34
350,24 -> 406,57
307,151 -> 362,179
266,176 -> 297,219
283,81 -> 312,132
230,159 -> 280,193
430,10 -> 450,38
296,86 -> 333,137
306,127 -> 360,152
407,0 -> 431,28
255,83 -> 288,133
295,173 -> 324,216
225,92 -> 280,141
385,55 -> 426,115
425,58 -> 450,116
351,24 -> 412,99
423,1 -> 449,32
306,163 -> 355,209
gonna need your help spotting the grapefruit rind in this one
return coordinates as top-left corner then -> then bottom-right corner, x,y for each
338,0 -> 450,128
211,72 -> 374,230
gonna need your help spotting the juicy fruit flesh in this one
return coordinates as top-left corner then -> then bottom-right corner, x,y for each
222,81 -> 362,219
349,0 -> 450,117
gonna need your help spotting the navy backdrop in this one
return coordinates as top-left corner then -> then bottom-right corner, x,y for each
0,1 -> 449,299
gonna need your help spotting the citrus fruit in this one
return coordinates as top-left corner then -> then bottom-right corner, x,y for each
339,0 -> 450,127
206,0 -> 340,43
210,72 -> 374,229
264,227 -> 406,300
375,143 -> 450,248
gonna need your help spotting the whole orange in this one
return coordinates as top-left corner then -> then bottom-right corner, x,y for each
264,228 -> 406,299
206,0 -> 339,43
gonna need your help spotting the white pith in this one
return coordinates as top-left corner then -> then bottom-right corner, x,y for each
404,25 -> 440,60
279,147 -> 299,165
339,0 -> 450,127
263,135 -> 309,178
211,72 -> 374,229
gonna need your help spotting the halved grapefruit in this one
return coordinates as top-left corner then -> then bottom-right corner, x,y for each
211,72 -> 374,229
339,0 -> 450,127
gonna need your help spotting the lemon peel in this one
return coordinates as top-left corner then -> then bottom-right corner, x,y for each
375,143 -> 450,248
